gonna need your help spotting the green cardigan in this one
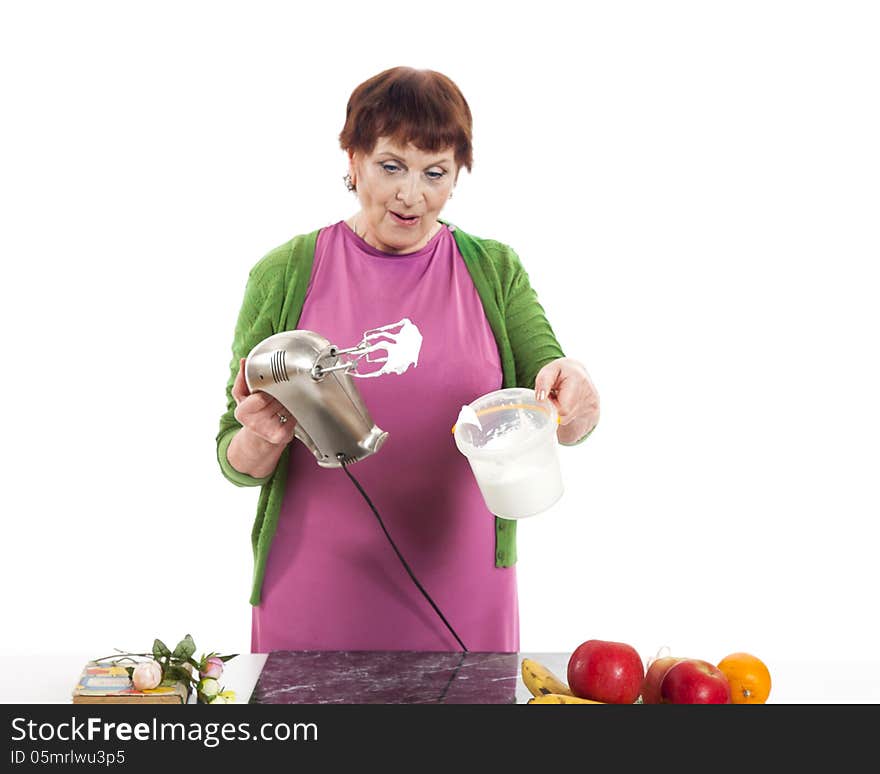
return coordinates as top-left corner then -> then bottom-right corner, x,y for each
217,221 -> 572,605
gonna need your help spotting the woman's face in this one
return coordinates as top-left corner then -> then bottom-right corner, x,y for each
349,138 -> 457,254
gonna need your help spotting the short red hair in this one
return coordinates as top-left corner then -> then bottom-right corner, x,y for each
339,66 -> 473,171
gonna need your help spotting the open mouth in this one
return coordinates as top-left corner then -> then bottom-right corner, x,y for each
390,211 -> 420,225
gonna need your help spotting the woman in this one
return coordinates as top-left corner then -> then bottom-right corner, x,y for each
217,66 -> 600,653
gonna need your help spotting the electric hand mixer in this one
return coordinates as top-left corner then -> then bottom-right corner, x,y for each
243,328 -> 390,467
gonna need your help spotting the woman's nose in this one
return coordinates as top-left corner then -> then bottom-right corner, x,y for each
395,173 -> 422,205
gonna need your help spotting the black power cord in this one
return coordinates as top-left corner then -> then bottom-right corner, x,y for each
337,454 -> 468,652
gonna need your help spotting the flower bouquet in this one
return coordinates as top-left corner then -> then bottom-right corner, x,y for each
87,634 -> 238,704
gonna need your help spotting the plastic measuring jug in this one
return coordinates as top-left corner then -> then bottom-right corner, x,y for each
453,387 -> 563,519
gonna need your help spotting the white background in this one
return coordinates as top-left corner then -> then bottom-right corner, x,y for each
1,0 -> 878,689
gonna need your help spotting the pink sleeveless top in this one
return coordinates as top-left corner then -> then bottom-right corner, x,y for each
251,221 -> 517,652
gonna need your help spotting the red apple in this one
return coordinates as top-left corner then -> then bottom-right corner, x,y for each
660,658 -> 731,704
640,655 -> 685,704
567,639 -> 645,704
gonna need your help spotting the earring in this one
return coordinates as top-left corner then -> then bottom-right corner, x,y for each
448,190 -> 454,199
344,173 -> 356,192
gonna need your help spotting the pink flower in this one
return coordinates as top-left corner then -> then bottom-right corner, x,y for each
200,656 -> 224,680
132,660 -> 163,690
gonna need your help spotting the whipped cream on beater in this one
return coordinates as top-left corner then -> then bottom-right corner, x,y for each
350,317 -> 423,378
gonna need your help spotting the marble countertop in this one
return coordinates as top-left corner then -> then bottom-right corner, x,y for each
250,650 -> 525,704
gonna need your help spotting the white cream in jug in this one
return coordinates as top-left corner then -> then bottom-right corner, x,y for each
469,423 -> 563,519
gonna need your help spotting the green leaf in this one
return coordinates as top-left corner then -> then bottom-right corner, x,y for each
153,639 -> 172,659
164,665 -> 195,685
219,654 -> 239,662
172,634 -> 196,661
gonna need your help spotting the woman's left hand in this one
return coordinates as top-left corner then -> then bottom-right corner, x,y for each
534,357 -> 600,445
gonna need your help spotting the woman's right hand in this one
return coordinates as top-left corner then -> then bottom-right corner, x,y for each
232,357 -> 299,447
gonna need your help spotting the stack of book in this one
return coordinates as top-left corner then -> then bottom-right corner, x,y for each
72,661 -> 192,705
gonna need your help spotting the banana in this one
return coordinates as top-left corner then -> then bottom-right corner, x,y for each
521,657 -> 575,698
527,693 -> 605,704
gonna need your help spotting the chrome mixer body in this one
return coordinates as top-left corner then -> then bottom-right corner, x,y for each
244,330 -> 388,467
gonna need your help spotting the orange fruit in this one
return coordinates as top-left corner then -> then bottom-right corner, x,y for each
716,652 -> 772,704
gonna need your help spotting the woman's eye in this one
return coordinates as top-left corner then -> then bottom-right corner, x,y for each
425,170 -> 445,180
381,163 -> 400,173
